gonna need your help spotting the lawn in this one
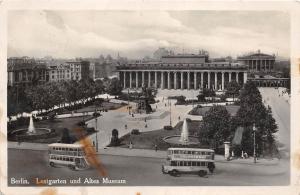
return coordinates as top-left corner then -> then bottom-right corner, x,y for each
189,105 -> 240,116
118,120 -> 204,151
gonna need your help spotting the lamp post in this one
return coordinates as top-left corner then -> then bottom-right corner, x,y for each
95,117 -> 99,152
169,99 -> 172,126
253,123 -> 257,163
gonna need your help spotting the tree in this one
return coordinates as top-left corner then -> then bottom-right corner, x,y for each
107,78 -> 123,95
225,81 -> 241,101
202,88 -> 216,98
199,105 -> 231,148
234,81 -> 278,156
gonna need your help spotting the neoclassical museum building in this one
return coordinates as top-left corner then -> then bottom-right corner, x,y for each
237,50 -> 275,72
116,53 -> 248,91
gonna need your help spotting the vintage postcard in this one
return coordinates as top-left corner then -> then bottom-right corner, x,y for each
1,1 -> 300,195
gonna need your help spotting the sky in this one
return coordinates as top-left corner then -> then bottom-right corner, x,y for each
8,10 -> 290,59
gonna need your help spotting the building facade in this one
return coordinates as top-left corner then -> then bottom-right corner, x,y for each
7,57 -> 49,86
117,54 -> 248,91
237,51 -> 275,72
48,64 -> 72,82
65,61 -> 82,80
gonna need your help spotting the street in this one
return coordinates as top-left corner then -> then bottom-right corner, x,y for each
259,88 -> 290,157
8,149 -> 289,186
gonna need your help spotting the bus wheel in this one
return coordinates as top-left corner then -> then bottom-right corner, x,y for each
198,170 -> 207,177
170,170 -> 180,177
49,162 -> 55,167
69,165 -> 76,170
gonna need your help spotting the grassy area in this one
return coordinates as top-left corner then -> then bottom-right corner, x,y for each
8,102 -> 125,144
118,120 -> 203,151
189,105 -> 240,116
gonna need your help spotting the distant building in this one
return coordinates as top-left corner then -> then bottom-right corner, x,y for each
80,61 -> 90,80
237,50 -> 275,72
7,57 -> 49,86
153,48 -> 174,60
48,63 -> 72,82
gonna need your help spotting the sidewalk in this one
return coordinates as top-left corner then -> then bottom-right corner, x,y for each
8,141 -> 279,166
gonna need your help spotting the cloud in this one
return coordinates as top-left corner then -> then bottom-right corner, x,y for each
8,10 -> 290,59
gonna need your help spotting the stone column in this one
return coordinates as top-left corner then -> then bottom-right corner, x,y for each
256,60 -> 258,71
214,72 -> 218,90
187,72 -> 190,90
136,71 -> 139,88
148,71 -> 151,87
208,72 -> 211,89
264,60 -> 267,72
142,71 -> 145,87
229,72 -> 232,82
154,71 -> 157,88
201,72 -> 204,89
221,72 -> 224,90
243,72 -> 247,84
161,72 -> 164,89
236,72 -> 239,83
181,72 -> 184,89
129,71 -> 132,88
123,71 -> 126,88
168,71 -> 171,89
174,72 -> 177,89
194,72 -> 197,90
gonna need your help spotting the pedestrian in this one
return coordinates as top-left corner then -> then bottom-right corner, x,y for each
145,124 -> 148,128
244,152 -> 248,158
155,144 -> 158,152
125,124 -> 127,129
129,141 -> 133,149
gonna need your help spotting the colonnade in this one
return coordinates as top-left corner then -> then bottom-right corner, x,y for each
119,70 -> 247,90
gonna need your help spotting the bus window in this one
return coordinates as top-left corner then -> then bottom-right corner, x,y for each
187,151 -> 191,154
191,161 -> 196,166
171,161 -> 176,166
200,162 -> 205,166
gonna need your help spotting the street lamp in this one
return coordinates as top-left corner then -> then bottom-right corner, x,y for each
169,99 -> 172,126
253,123 -> 257,163
95,117 -> 99,152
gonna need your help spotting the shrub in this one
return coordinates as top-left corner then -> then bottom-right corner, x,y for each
131,129 -> 140,135
77,121 -> 86,126
163,126 -> 173,130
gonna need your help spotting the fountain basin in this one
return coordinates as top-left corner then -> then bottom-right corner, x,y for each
8,128 -> 55,141
163,135 -> 200,146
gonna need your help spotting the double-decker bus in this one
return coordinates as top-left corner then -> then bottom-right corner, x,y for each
48,143 -> 90,170
162,148 -> 215,177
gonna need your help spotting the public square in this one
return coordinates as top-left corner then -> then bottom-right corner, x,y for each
7,87 -> 291,186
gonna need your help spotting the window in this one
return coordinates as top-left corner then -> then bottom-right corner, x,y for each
171,161 -> 177,166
